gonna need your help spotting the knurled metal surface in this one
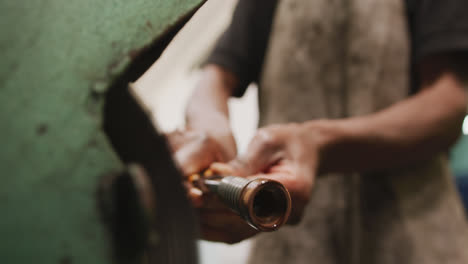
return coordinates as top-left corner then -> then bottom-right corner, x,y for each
218,176 -> 250,213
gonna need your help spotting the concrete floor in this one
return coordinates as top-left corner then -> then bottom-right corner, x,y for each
134,1 -> 257,263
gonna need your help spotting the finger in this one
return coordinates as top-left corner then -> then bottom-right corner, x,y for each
200,225 -> 256,244
174,141 -> 217,176
198,208 -> 241,229
188,187 -> 204,208
182,179 -> 204,208
229,152 -> 283,177
198,207 -> 256,234
164,130 -> 199,152
200,225 -> 233,243
228,132 -> 284,177
197,193 -> 229,210
252,171 -> 303,196
163,131 -> 182,152
209,162 -> 235,175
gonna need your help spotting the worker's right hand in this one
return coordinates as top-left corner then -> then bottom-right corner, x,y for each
166,129 -> 236,175
165,129 -> 237,204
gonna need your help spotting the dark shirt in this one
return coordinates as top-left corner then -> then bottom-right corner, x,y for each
207,0 -> 468,97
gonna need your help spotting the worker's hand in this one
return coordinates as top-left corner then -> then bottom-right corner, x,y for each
228,122 -> 327,224
165,129 -> 237,205
166,129 -> 236,175
166,130 -> 259,243
195,163 -> 259,244
196,122 -> 327,244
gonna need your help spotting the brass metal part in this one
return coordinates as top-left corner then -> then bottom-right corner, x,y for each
202,176 -> 292,232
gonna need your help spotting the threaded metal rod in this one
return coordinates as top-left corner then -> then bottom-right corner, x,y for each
218,176 -> 249,213
202,176 -> 291,231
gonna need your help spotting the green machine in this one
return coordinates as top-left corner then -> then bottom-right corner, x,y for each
0,1 -> 206,263
452,133 -> 468,176
452,132 -> 468,210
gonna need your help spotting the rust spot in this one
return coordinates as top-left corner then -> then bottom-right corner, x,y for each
108,59 -> 121,73
146,21 -> 153,30
59,256 -> 72,264
87,138 -> 98,148
36,123 -> 48,135
128,47 -> 145,60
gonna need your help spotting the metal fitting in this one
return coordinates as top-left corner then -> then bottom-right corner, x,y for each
204,176 -> 292,231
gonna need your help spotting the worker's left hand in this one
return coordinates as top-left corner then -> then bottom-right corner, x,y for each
197,122 -> 326,243
194,163 -> 259,244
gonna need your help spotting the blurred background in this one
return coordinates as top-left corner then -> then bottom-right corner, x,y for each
134,1 -> 468,263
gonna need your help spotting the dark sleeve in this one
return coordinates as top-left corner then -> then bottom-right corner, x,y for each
409,0 -> 468,61
205,0 -> 278,97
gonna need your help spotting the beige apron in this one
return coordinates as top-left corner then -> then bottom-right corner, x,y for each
249,0 -> 468,263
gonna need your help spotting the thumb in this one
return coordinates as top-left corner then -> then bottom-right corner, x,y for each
174,140 -> 221,176
228,141 -> 283,177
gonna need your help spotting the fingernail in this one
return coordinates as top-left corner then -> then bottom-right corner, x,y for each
210,163 -> 234,175
189,188 -> 204,208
